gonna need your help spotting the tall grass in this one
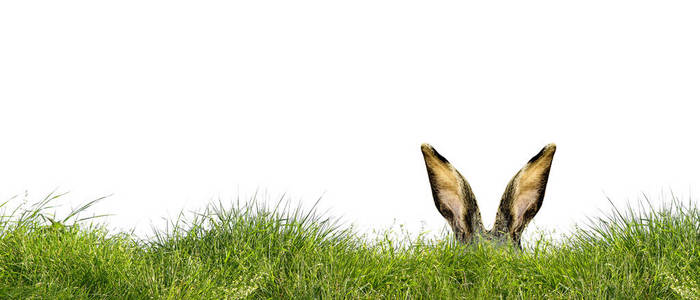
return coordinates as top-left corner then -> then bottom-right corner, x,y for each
0,192 -> 697,299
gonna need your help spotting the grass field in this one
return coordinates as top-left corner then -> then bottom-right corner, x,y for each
0,193 -> 697,299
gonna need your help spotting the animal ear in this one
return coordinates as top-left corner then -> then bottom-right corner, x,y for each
421,143 -> 484,243
493,143 -> 556,247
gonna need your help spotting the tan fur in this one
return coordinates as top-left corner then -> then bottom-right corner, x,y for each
421,144 -> 466,218
509,144 -> 556,235
421,144 -> 483,242
421,143 -> 556,249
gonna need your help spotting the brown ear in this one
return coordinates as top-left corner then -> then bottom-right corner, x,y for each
492,143 -> 556,247
421,143 -> 484,243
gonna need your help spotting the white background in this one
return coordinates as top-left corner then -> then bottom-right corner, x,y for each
1,1 -> 699,243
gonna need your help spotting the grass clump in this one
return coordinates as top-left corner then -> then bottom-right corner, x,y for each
0,192 -> 697,299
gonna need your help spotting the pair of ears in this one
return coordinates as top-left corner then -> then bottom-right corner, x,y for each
421,143 -> 556,247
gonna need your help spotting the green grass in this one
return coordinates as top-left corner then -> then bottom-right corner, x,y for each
0,193 -> 698,299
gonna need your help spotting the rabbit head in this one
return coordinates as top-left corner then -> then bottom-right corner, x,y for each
421,143 -> 556,249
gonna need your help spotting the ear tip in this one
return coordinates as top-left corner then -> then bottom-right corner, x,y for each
421,143 -> 451,163
542,143 -> 557,160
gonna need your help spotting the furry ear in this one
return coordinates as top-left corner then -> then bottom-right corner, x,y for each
492,143 -> 556,247
421,143 -> 484,243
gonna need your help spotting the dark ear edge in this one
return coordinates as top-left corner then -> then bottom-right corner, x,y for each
492,143 -> 556,247
421,143 -> 484,243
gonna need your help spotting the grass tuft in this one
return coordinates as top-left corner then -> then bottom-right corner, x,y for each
0,192 -> 697,299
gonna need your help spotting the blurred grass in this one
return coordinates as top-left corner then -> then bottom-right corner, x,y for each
0,192 -> 697,299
